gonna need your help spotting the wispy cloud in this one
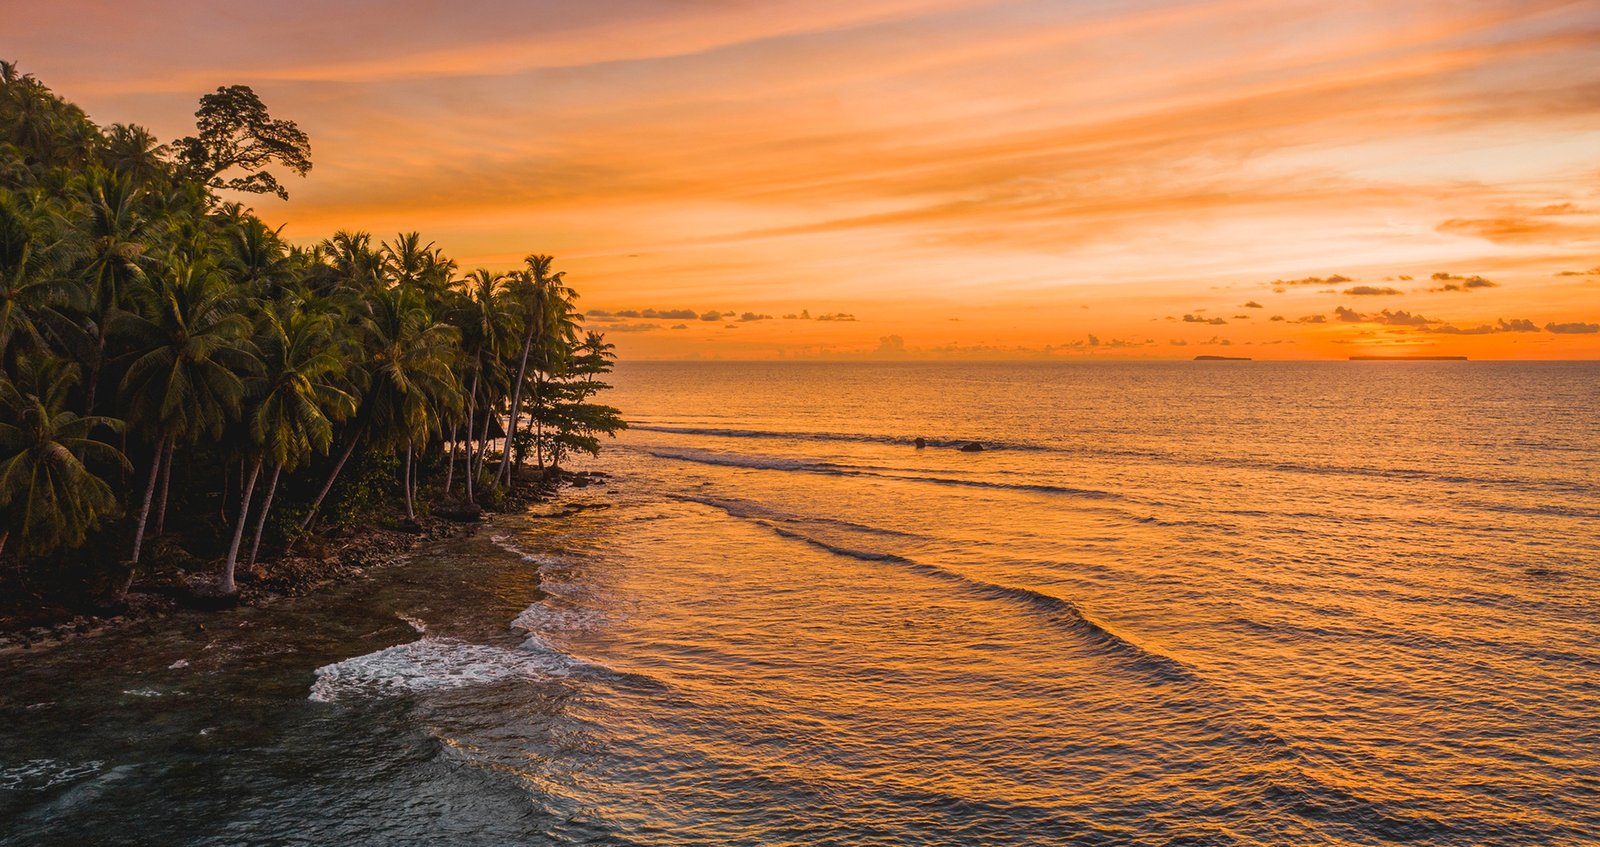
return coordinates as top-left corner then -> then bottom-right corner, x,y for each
16,0 -> 1600,358
1427,272 -> 1497,293
1545,321 -> 1600,334
1343,285 -> 1402,296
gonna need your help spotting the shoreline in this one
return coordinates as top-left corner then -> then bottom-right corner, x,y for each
0,466 -> 606,656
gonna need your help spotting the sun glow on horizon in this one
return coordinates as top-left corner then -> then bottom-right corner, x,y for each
13,0 -> 1600,359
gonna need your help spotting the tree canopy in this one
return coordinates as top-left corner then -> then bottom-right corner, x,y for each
174,85 -> 312,199
0,61 -> 624,605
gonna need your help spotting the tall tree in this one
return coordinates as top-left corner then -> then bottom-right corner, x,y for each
499,254 -> 576,481
448,268 -> 518,501
72,167 -> 154,415
116,257 -> 257,564
362,284 -> 460,521
221,308 -> 355,593
173,86 -> 310,200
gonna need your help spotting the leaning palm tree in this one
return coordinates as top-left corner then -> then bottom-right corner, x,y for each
296,283 -> 458,530
363,283 -> 460,520
115,256 -> 258,564
219,307 -> 356,593
0,355 -> 128,559
447,268 -> 519,501
498,254 -> 576,482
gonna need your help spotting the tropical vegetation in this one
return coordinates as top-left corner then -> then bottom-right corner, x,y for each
0,61 -> 624,607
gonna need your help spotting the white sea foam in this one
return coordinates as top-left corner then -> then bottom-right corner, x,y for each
307,637 -> 563,703
489,534 -> 566,568
511,603 -> 606,633
0,759 -> 104,790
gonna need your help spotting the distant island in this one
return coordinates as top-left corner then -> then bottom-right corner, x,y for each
1350,356 -> 1468,361
1194,355 -> 1252,361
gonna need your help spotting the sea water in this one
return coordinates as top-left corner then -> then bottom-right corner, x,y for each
3,361 -> 1596,845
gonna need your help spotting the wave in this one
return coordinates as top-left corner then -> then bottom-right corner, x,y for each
785,529 -> 1197,685
0,759 -> 104,791
491,536 -> 667,694
643,447 -> 1123,501
633,423 -> 1594,498
631,424 -> 1050,453
510,604 -> 609,633
672,493 -> 925,539
677,494 -> 1196,686
308,638 -> 567,703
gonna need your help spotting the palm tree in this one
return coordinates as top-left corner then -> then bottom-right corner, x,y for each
0,190 -> 75,363
100,123 -> 169,187
382,231 -> 455,310
448,268 -> 518,502
220,308 -> 356,593
498,254 -> 576,482
73,167 -> 154,416
296,282 -> 459,530
363,283 -> 460,520
0,355 -> 127,559
576,330 -> 616,382
115,256 -> 257,564
222,214 -> 296,301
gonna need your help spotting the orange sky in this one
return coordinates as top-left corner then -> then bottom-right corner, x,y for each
10,0 -> 1599,358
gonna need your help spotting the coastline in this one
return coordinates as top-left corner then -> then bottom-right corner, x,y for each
0,466 -> 606,656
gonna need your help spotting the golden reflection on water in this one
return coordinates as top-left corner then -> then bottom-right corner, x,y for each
2,362 -> 1596,845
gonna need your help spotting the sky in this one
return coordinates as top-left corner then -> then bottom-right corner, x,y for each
8,0 -> 1600,359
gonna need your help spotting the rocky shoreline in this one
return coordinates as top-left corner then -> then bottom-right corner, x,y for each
0,467 -> 607,655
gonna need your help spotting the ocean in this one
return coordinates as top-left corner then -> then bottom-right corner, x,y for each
3,360 -> 1597,845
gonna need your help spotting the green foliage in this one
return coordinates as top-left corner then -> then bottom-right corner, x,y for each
0,355 -> 127,556
532,330 -> 626,466
0,60 -> 624,605
325,447 -> 399,526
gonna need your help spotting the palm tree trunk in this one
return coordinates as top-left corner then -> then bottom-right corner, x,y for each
473,392 -> 495,478
247,463 -> 282,567
129,433 -> 167,564
464,372 -> 480,503
443,436 -> 456,493
219,459 -> 230,524
297,435 -> 360,536
533,375 -> 544,470
154,439 -> 175,534
82,336 -> 104,417
221,458 -> 263,595
403,441 -> 416,521
75,342 -> 104,463
499,326 -> 536,482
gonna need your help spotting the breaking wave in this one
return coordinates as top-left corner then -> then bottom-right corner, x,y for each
308,638 -> 565,703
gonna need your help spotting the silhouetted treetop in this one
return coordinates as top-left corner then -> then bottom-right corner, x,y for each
174,85 -> 310,200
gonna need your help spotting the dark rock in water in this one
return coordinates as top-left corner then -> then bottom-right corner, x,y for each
179,581 -> 239,611
960,441 -> 983,452
913,437 -> 927,449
